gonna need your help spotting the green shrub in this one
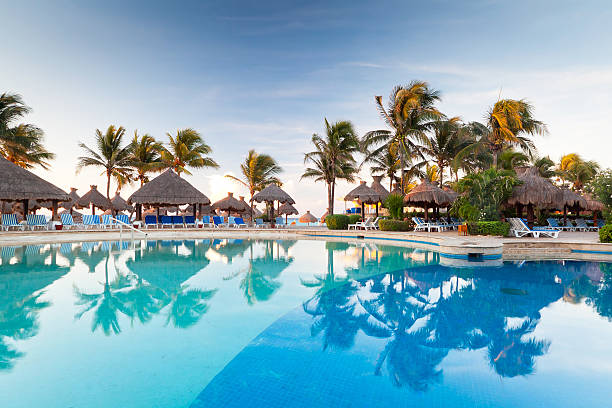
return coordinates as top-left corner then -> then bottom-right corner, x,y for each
466,221 -> 510,236
379,219 -> 412,232
384,193 -> 405,219
348,214 -> 362,225
326,214 -> 350,230
599,225 -> 612,243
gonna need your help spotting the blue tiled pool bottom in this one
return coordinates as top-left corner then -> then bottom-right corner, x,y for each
0,239 -> 610,407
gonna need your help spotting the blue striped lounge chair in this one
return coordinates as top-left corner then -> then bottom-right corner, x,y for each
26,214 -> 48,230
184,215 -> 196,227
213,216 -> 226,228
144,215 -> 158,229
2,213 -> 23,231
233,217 -> 247,228
101,214 -> 114,229
227,216 -> 236,227
201,215 -> 214,227
172,215 -> 184,228
116,214 -> 129,226
575,218 -> 598,232
60,213 -> 78,230
82,214 -> 100,229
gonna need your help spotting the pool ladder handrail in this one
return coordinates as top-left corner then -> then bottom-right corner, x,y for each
110,217 -> 148,240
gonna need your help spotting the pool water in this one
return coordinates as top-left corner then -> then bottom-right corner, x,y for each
0,239 -> 610,407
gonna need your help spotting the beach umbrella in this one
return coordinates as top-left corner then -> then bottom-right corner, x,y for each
252,184 -> 295,219
508,167 -> 562,227
77,185 -> 112,215
404,179 -> 453,221
344,181 -> 383,221
0,156 -> 69,220
111,192 -> 133,214
278,202 -> 298,224
212,192 -> 248,218
128,168 -> 210,220
299,211 -> 318,226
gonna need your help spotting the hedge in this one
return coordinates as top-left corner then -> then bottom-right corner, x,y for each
326,214 -> 350,230
379,219 -> 412,232
599,224 -> 612,243
466,221 -> 510,236
348,214 -> 362,225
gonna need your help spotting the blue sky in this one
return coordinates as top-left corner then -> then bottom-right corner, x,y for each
3,1 -> 612,215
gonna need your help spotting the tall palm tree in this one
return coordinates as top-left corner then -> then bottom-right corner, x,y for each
368,145 -> 400,191
77,125 -> 133,198
498,149 -> 529,171
0,93 -> 55,169
532,156 -> 556,178
420,117 -> 467,185
129,131 -> 164,186
363,81 -> 443,192
225,149 -> 282,218
557,153 -> 599,191
302,119 -> 360,215
459,99 -> 547,168
161,128 -> 218,176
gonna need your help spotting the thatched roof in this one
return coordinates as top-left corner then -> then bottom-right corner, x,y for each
370,176 -> 390,201
443,186 -> 458,202
0,156 -> 69,202
111,192 -> 133,212
404,179 -> 452,207
61,187 -> 83,209
508,167 -> 561,207
278,202 -> 298,216
77,185 -> 113,210
584,193 -> 605,211
556,187 -> 587,210
212,192 -> 247,213
390,182 -> 403,196
299,211 -> 317,223
344,181 -> 382,204
128,169 -> 211,206
252,184 -> 295,204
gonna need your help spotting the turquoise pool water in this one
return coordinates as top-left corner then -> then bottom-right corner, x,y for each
0,239 -> 610,407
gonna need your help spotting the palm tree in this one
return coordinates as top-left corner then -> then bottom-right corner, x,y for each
129,131 -> 163,186
557,153 -> 599,191
225,150 -> 282,218
459,99 -> 547,168
0,93 -> 55,169
498,149 -> 529,171
161,128 -> 218,176
532,156 -> 556,178
77,125 -> 133,198
363,81 -> 443,192
420,117 -> 468,185
302,119 -> 360,215
368,145 -> 400,191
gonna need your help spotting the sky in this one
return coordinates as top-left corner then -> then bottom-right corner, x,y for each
3,0 -> 612,215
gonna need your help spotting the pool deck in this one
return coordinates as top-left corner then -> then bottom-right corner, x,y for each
0,227 -> 610,262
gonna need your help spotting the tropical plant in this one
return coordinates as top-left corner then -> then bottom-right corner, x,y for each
586,169 -> 612,210
498,149 -> 529,171
424,163 -> 439,183
557,153 -> 599,191
532,156 -> 556,178
384,193 -> 404,219
451,168 -> 520,221
160,128 -> 218,175
0,93 -> 55,169
302,119 -> 360,215
77,125 -> 133,198
458,99 -> 547,168
420,117 -> 469,185
129,131 -> 163,186
225,149 -> 282,217
368,146 -> 400,191
363,81 -> 442,192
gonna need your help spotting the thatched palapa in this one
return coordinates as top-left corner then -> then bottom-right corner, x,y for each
508,167 -> 561,207
299,211 -> 317,225
404,179 -> 453,207
111,192 -> 133,213
344,181 -> 382,220
252,184 -> 295,205
61,187 -> 83,210
370,176 -> 390,202
212,192 -> 248,215
129,169 -> 210,206
278,202 -> 298,224
584,193 -> 605,212
77,185 -> 112,214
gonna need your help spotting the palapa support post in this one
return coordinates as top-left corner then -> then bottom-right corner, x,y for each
136,204 -> 142,221
527,204 -> 535,229
375,202 -> 379,218
424,203 -> 429,221
91,203 -> 95,215
516,203 -> 523,218
361,201 -> 365,222
22,199 -> 29,217
51,200 -> 59,221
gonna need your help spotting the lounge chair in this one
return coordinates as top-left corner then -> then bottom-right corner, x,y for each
509,218 -> 559,238
227,216 -> 236,228
172,215 -> 184,228
184,215 -> 196,227
101,214 -> 114,229
116,214 -> 130,226
82,214 -> 100,229
412,217 -> 443,232
213,216 -> 226,228
598,219 -> 605,229
160,215 -> 173,228
575,218 -> 598,232
255,218 -> 266,228
547,218 -> 574,231
349,217 -> 373,230
201,215 -> 214,227
26,214 -> 48,230
144,215 -> 158,229
233,217 -> 248,228
2,214 -> 24,231
60,213 -> 78,230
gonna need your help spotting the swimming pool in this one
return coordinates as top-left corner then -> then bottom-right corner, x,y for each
0,239 -> 610,407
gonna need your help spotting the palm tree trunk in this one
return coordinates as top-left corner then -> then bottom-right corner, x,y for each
438,161 -> 444,185
106,172 -> 111,199
399,145 -> 405,193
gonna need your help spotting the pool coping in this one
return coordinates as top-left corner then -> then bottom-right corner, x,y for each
0,228 -> 611,263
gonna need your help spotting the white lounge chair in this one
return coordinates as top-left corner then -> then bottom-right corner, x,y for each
412,217 -> 443,232
349,217 -> 373,230
575,218 -> 598,232
509,218 -> 559,238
